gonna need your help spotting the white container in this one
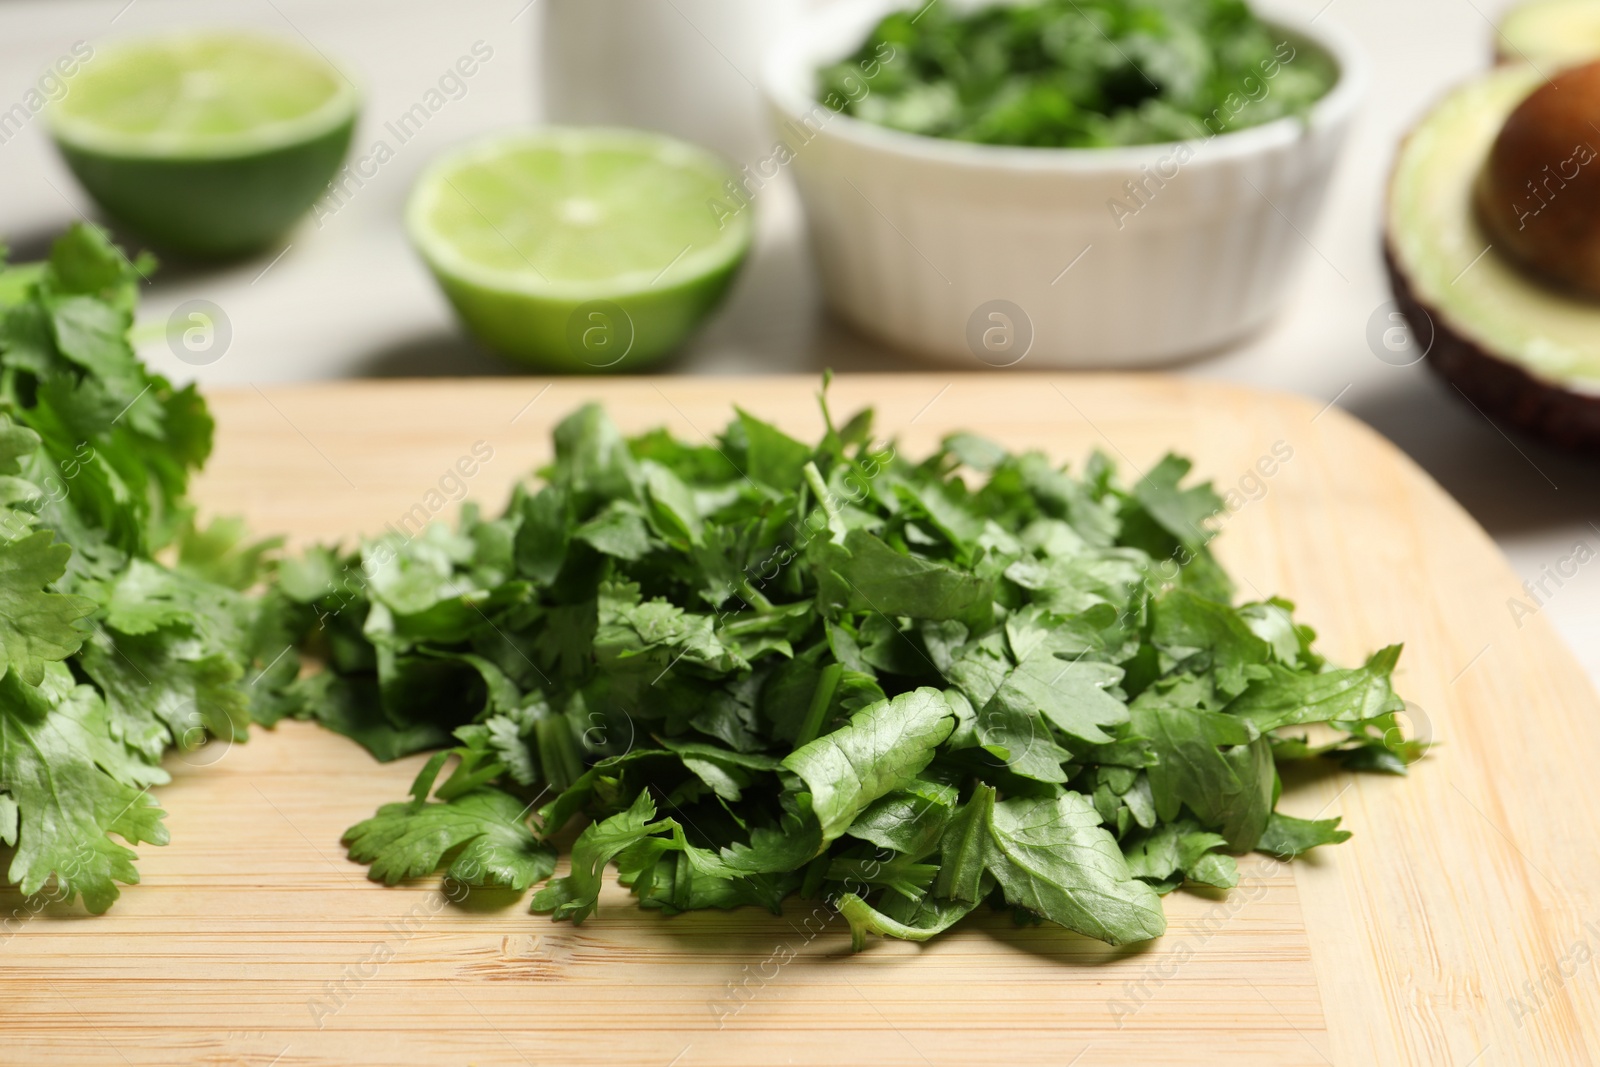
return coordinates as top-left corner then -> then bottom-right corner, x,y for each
541,0 -> 800,168
761,1 -> 1368,367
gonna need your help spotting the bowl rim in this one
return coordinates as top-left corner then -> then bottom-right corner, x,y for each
760,0 -> 1369,172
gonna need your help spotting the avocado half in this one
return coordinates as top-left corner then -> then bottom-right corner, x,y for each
1497,0 -> 1600,66
1385,64 -> 1600,449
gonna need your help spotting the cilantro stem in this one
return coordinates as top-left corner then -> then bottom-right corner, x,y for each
793,662 -> 845,749
732,578 -> 774,614
803,461 -> 845,543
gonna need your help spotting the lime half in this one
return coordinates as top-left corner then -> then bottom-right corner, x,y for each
407,128 -> 754,372
48,32 -> 359,259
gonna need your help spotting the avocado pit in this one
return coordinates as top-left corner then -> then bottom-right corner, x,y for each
1476,61 -> 1600,297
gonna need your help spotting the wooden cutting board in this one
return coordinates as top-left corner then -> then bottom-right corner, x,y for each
4,374 -> 1597,1067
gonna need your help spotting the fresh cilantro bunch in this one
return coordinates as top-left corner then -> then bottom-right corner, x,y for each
288,395 -> 1416,948
0,226 -> 296,912
819,0 -> 1338,148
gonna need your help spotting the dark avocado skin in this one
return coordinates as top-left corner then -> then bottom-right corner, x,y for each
1385,238 -> 1600,451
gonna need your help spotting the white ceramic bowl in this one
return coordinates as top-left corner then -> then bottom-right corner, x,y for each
762,1 -> 1368,368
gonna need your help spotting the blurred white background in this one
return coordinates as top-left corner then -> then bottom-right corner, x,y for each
2,0 -> 1598,683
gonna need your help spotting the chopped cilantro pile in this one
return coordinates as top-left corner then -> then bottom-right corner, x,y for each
819,0 -> 1338,148
0,226 -> 295,912
275,393 -> 1415,948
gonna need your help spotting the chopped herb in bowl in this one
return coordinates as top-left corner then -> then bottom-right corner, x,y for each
818,0 -> 1339,148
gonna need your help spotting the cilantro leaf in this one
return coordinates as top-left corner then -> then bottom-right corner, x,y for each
844,779 -> 958,856
983,790 -> 1167,945
782,687 -> 954,843
1152,590 -> 1273,698
0,664 -> 169,913
345,787 -> 555,890
1257,812 -> 1353,859
1229,645 -> 1405,731
0,531 -> 95,684
810,529 -> 994,625
984,647 -> 1129,749
1122,819 -> 1238,891
531,790 -> 663,923
1131,695 -> 1275,851
1132,454 -> 1224,550
731,408 -> 812,490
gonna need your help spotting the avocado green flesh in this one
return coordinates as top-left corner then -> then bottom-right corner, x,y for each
1498,0 -> 1600,67
1388,64 -> 1600,396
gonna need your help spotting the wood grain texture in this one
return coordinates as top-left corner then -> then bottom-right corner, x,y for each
3,374 -> 1596,1067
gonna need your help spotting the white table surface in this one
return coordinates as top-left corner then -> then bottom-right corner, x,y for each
1,0 -> 1596,683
